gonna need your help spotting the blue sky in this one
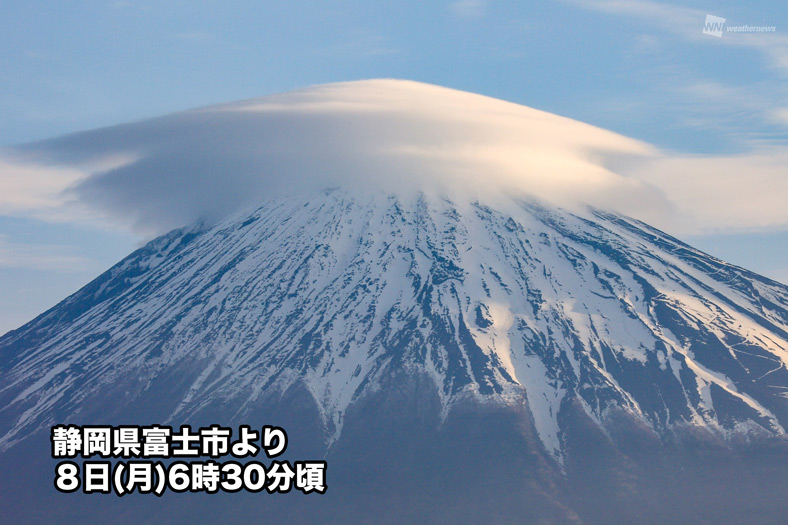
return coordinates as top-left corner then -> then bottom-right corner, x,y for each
1,0 -> 787,334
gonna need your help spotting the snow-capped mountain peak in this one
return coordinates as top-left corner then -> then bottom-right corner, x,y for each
3,189 -> 787,464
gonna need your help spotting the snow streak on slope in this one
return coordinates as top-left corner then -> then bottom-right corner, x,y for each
2,191 -> 788,462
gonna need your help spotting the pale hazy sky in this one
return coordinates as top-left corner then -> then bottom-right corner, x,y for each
1,0 -> 787,334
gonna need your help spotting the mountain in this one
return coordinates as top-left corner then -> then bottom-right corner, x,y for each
2,81 -> 788,523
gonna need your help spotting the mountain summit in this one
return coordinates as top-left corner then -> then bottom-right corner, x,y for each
2,82 -> 788,523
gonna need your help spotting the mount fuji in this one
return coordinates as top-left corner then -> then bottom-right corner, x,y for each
2,80 -> 788,523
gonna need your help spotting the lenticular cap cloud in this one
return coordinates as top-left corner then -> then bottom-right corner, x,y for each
4,79 -> 666,235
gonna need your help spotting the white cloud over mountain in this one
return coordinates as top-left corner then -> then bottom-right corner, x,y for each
1,79 -> 786,237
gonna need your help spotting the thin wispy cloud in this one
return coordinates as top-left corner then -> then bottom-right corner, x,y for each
0,156 -> 86,217
669,80 -> 788,144
629,148 -> 788,234
569,0 -> 788,73
568,0 -> 703,36
771,108 -> 788,126
566,0 -> 788,153
0,152 -> 134,224
0,235 -> 92,272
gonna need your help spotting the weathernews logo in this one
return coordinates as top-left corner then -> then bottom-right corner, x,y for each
703,14 -> 776,38
702,14 -> 725,37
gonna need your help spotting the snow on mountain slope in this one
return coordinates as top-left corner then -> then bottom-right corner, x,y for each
2,189 -> 788,463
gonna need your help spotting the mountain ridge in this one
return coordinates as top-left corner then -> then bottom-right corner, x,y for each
3,189 -> 787,466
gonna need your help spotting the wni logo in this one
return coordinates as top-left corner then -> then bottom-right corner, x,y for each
703,14 -> 726,37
